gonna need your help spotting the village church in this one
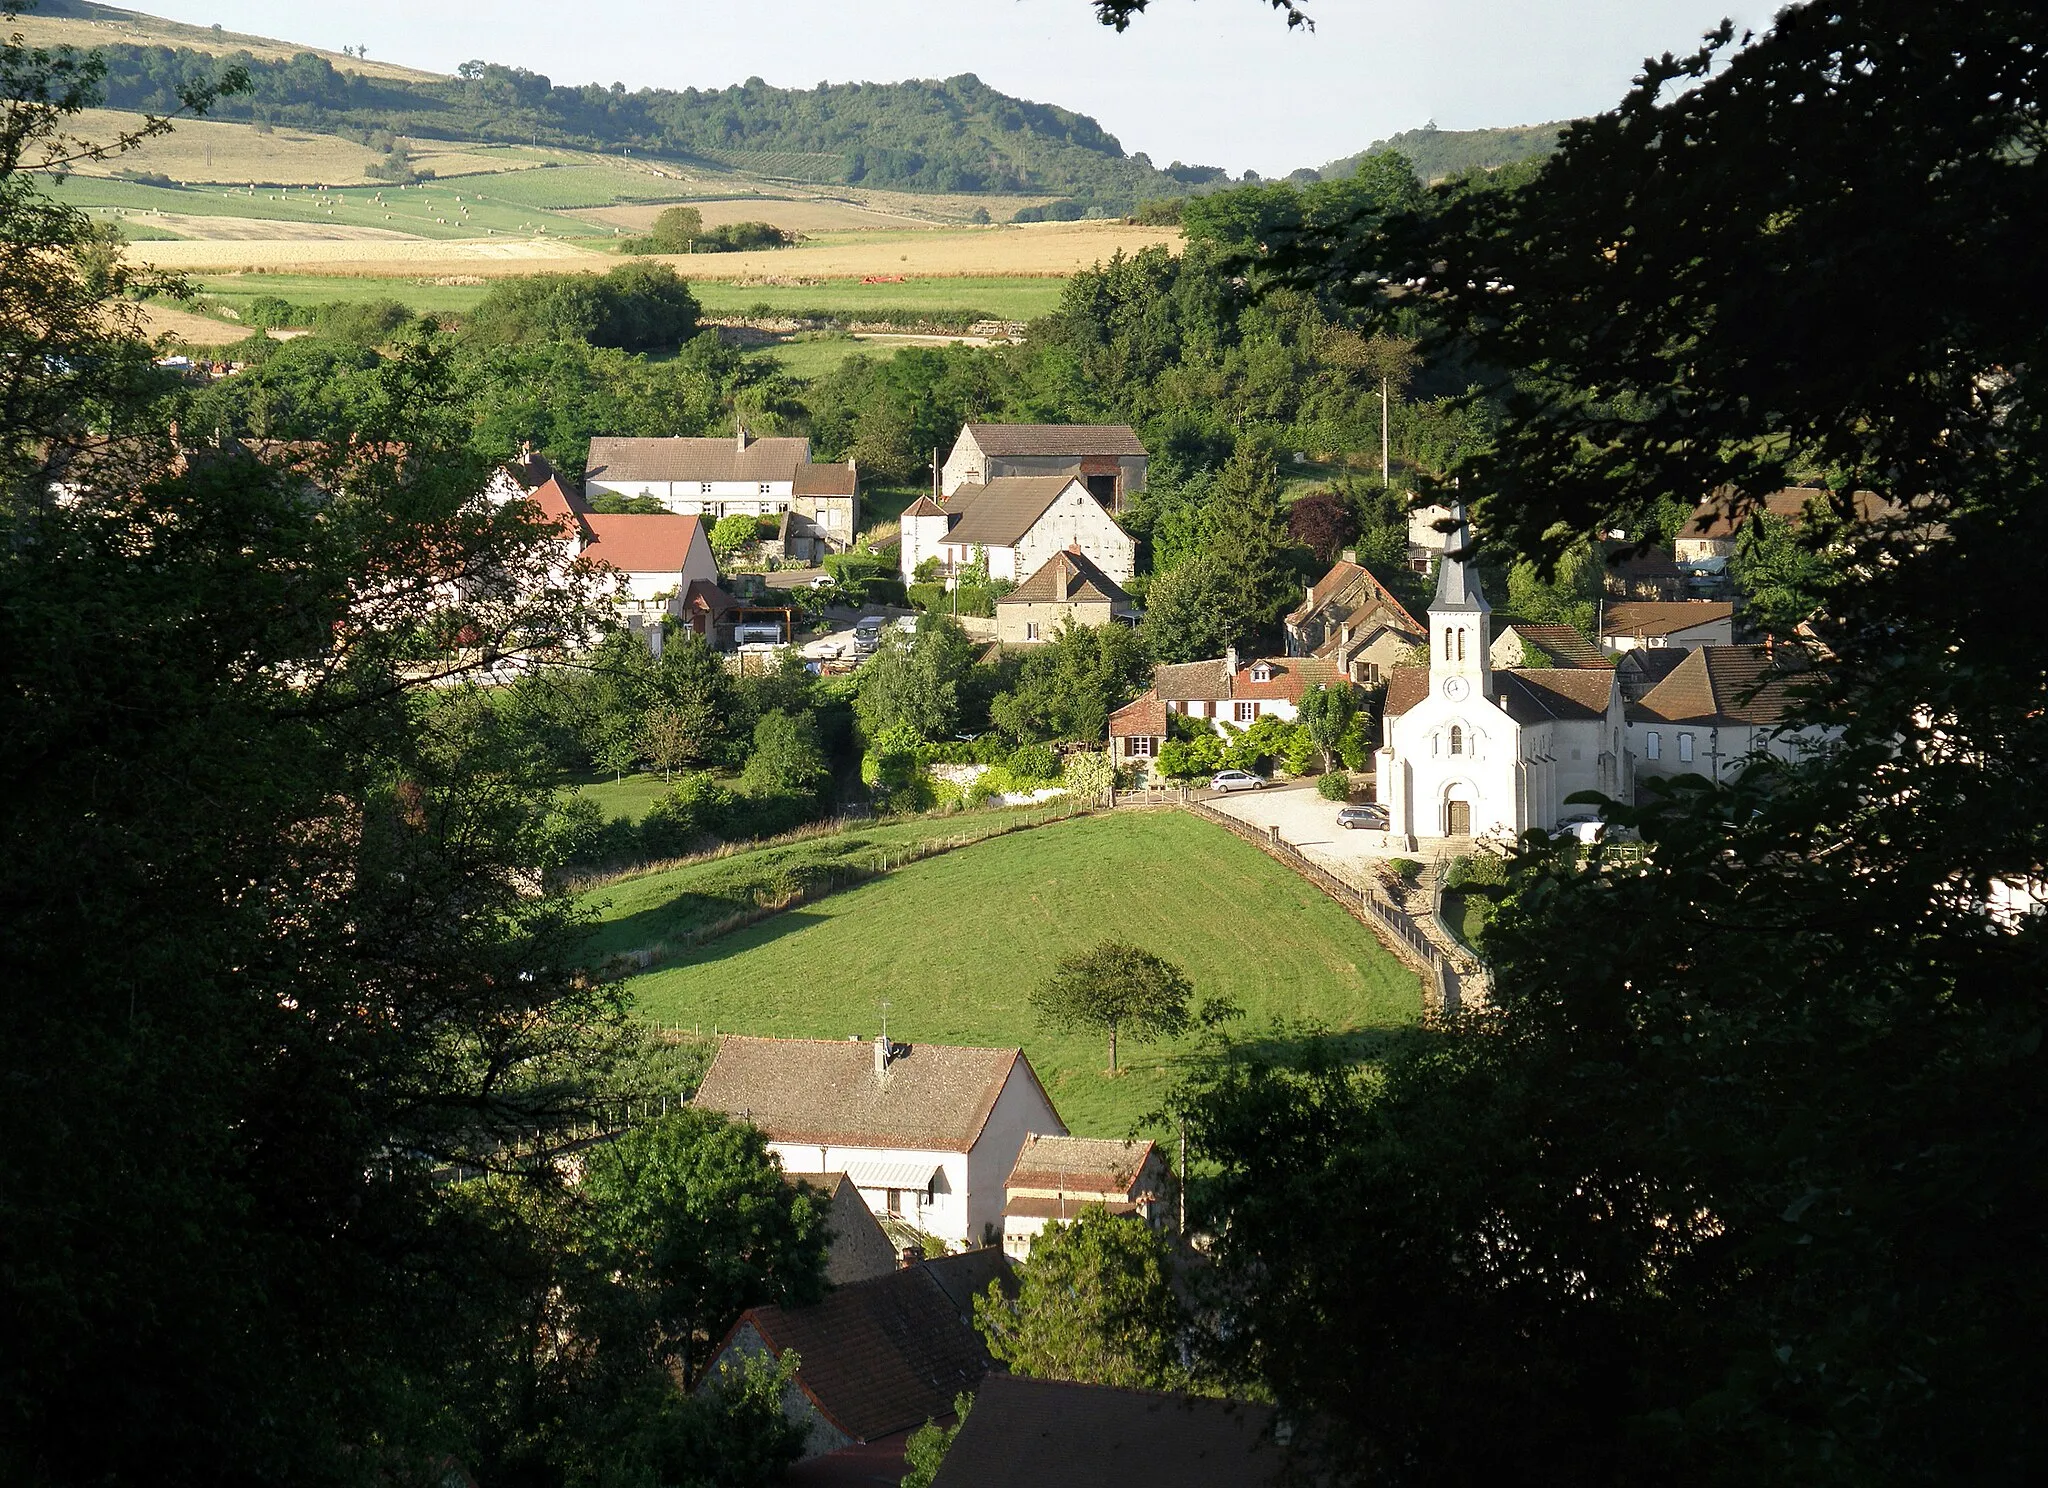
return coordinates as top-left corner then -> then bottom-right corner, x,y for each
1378,507 -> 1630,845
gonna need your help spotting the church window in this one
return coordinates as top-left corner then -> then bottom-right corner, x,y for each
1678,732 -> 1695,763
1449,725 -> 1463,755
1443,627 -> 1453,659
1645,730 -> 1661,760
1456,628 -> 1466,662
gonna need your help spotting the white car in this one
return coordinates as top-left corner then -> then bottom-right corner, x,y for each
1555,815 -> 1607,844
1210,770 -> 1266,793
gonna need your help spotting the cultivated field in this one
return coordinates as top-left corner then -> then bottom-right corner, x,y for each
616,810 -> 1422,1136
63,110 -> 388,187
124,220 -> 1182,278
6,6 -> 443,83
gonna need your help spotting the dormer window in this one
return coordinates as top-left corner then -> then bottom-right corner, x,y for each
1251,664 -> 1274,683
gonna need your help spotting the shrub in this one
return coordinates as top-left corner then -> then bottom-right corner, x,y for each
711,513 -> 760,561
1317,771 -> 1352,802
1008,742 -> 1060,783
1386,858 -> 1423,883
640,773 -> 737,857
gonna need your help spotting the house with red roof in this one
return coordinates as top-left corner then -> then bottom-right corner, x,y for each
515,472 -> 719,654
1284,553 -> 1426,687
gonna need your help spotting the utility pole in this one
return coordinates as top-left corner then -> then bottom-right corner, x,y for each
1380,375 -> 1391,488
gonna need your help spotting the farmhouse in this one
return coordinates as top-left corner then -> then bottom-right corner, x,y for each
1284,555 -> 1425,687
899,474 -> 1135,588
1627,643 -> 1838,784
1377,505 -> 1631,844
702,1249 -> 1012,1462
928,1375 -> 1285,1488
521,474 -> 719,654
940,422 -> 1148,513
1001,1135 -> 1169,1259
583,429 -> 859,557
691,1035 -> 1067,1249
1600,600 -> 1736,653
994,546 -> 1137,644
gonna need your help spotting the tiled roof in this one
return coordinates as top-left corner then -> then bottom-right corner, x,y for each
1153,658 -> 1232,703
733,1258 -> 1002,1443
1383,664 -> 1430,717
1505,622 -> 1609,668
1497,667 -> 1616,723
528,474 -> 592,533
1006,1135 -> 1156,1195
684,579 -> 737,616
1617,647 -> 1690,686
1601,600 -> 1734,638
579,512 -> 706,576
792,460 -> 858,497
1286,560 -> 1424,636
1108,689 -> 1167,738
586,435 -> 811,485
901,495 -> 945,519
999,548 -> 1133,607
940,476 -> 1082,548
1003,1195 -> 1144,1220
693,1036 -> 1062,1153
1630,644 -> 1813,726
928,1375 -> 1282,1488
1232,656 -> 1343,702
964,422 -> 1146,457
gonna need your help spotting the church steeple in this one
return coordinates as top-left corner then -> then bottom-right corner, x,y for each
1428,501 -> 1492,699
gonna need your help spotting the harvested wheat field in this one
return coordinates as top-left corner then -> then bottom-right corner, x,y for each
65,111 -> 388,188
123,221 -> 1183,279
10,10 -> 440,83
137,304 -> 248,345
577,198 -> 949,234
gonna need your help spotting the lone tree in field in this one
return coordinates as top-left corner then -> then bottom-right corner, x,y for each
1031,939 -> 1192,1075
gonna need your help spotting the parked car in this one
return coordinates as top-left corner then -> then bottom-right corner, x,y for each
1210,770 -> 1266,793
851,617 -> 885,655
1555,815 -> 1607,844
1337,804 -> 1389,830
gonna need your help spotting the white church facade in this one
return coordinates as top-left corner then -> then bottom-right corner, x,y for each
1377,507 -> 1631,846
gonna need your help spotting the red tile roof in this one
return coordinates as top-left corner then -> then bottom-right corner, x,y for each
578,512 -> 707,576
793,460 -> 859,497
999,548 -> 1133,607
1629,644 -> 1815,725
1287,559 -> 1423,636
901,495 -> 945,519
1108,689 -> 1167,739
1006,1135 -> 1157,1196
1383,665 -> 1430,718
1231,656 -> 1342,702
1503,622 -> 1609,668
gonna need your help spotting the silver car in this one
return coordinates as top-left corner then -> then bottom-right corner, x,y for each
1210,770 -> 1265,793
1337,803 -> 1389,830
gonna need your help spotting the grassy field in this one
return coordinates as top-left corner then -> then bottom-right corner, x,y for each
617,811 -> 1423,1137
52,174 -> 613,240
573,771 -> 695,824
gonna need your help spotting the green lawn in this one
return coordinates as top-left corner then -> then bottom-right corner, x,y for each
48,175 -> 608,239
573,771 -> 686,824
1443,889 -> 1494,955
619,811 -> 1422,1137
692,274 -> 1061,321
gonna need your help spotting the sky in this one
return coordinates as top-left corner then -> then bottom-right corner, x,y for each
138,0 -> 1755,178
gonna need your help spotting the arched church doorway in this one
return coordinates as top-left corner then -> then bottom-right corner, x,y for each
1445,796 -> 1472,836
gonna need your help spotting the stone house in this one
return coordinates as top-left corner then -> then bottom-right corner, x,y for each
898,475 -> 1135,589
692,1035 -> 1067,1249
1284,556 -> 1425,688
940,422 -> 1148,513
784,1171 -> 899,1288
1000,1135 -> 1170,1259
1490,622 -> 1610,671
994,547 -> 1137,645
583,428 -> 859,555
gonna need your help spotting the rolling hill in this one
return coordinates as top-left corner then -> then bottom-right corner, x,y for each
1317,121 -> 1566,184
28,1 -> 1218,213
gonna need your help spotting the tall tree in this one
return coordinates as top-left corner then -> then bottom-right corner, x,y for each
1204,442 -> 1294,654
975,1210 -> 1190,1388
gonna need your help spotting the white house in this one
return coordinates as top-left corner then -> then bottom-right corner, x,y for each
1627,643 -> 1840,784
584,429 -> 859,555
900,475 -> 1134,588
519,474 -> 720,655
692,1035 -> 1067,1249
1001,1135 -> 1169,1259
940,422 -> 1148,513
1377,505 -> 1631,845
1108,650 -> 1350,776
1600,600 -> 1736,653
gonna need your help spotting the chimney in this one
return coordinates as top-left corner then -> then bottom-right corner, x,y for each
898,1245 -> 924,1269
518,438 -> 533,461
735,420 -> 750,452
1225,644 -> 1239,679
873,1033 -> 892,1081
1341,546 -> 1357,565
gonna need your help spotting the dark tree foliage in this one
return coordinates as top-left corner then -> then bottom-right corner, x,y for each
1286,488 -> 1356,566
1177,4 -> 2048,1484
463,261 -> 701,353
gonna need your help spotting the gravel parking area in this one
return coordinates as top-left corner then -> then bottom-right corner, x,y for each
1204,782 -> 1405,890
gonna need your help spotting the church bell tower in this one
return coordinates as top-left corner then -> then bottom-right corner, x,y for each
1428,502 -> 1492,706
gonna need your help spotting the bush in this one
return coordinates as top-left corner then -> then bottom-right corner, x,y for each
906,581 -> 945,613
1008,742 -> 1059,783
1444,853 -> 1509,891
1317,771 -> 1352,802
640,774 -> 738,857
710,513 -> 760,561
1386,858 -> 1423,883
